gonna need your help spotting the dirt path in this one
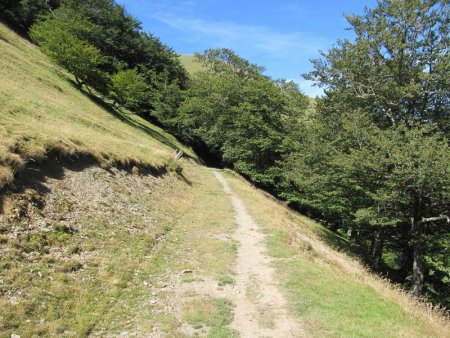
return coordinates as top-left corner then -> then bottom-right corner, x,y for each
214,171 -> 304,338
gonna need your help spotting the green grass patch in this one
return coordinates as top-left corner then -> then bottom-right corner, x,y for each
183,297 -> 237,337
280,255 -> 425,337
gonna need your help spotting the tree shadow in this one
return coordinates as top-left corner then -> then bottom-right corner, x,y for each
282,202 -> 355,255
11,152 -> 98,198
315,225 -> 352,252
54,72 -> 200,163
178,172 -> 192,186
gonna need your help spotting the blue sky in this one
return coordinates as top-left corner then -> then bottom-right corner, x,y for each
116,0 -> 377,97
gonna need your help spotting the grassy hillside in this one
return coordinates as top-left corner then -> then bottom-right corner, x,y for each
179,54 -> 205,75
0,22 -> 194,190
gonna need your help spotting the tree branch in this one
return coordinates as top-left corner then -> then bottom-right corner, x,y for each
418,214 -> 450,225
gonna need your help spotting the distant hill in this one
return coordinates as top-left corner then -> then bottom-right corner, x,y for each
179,54 -> 205,74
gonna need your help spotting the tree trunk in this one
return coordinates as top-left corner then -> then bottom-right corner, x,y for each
409,213 -> 449,297
372,229 -> 384,270
346,228 -> 353,240
410,216 -> 424,297
74,77 -> 83,89
330,220 -> 340,232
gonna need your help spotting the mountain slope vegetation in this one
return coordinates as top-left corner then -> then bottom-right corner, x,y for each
173,1 -> 450,308
0,0 -> 449,336
0,21 -> 193,191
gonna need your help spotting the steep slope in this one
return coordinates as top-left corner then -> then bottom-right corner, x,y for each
223,171 -> 450,337
1,22 -> 449,338
0,22 -> 194,190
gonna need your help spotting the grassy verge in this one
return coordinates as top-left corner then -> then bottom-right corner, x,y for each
87,164 -> 238,337
0,22 -> 194,190
222,170 -> 449,337
0,164 -> 238,337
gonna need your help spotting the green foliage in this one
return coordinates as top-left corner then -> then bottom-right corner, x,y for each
62,0 -> 187,86
292,0 -> 450,305
177,48 -> 308,187
0,0 -> 60,32
25,0 -> 187,116
29,11 -> 107,92
109,68 -> 149,111
195,48 -> 265,79
59,0 -> 188,118
305,0 -> 450,133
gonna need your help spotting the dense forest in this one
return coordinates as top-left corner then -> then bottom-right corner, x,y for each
1,0 -> 449,308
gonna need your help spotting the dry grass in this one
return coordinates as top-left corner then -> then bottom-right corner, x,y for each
0,22 -> 194,190
179,54 -> 205,75
223,169 -> 450,337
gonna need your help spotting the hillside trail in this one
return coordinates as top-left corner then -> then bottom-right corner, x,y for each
213,171 -> 304,338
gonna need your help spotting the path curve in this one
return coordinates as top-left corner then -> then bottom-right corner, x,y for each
214,171 -> 304,338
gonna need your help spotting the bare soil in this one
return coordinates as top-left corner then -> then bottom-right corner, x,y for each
214,171 -> 304,337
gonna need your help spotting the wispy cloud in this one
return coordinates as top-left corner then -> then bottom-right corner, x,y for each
152,12 -> 328,59
277,4 -> 307,17
119,0 -> 329,95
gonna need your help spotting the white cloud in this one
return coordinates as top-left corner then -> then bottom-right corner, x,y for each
277,4 -> 306,17
152,12 -> 328,59
119,0 -> 329,96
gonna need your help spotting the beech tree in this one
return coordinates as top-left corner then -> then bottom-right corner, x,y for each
305,0 -> 450,133
177,49 -> 306,187
29,9 -> 107,92
0,0 -> 60,31
299,0 -> 450,300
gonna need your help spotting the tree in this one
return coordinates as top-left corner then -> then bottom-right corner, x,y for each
299,0 -> 450,302
0,0 -> 60,32
305,0 -> 450,133
109,68 -> 149,111
195,48 -> 266,79
282,103 -> 450,300
29,1 -> 187,117
29,9 -> 107,92
61,0 -> 189,93
177,49 -> 306,187
347,125 -> 450,296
